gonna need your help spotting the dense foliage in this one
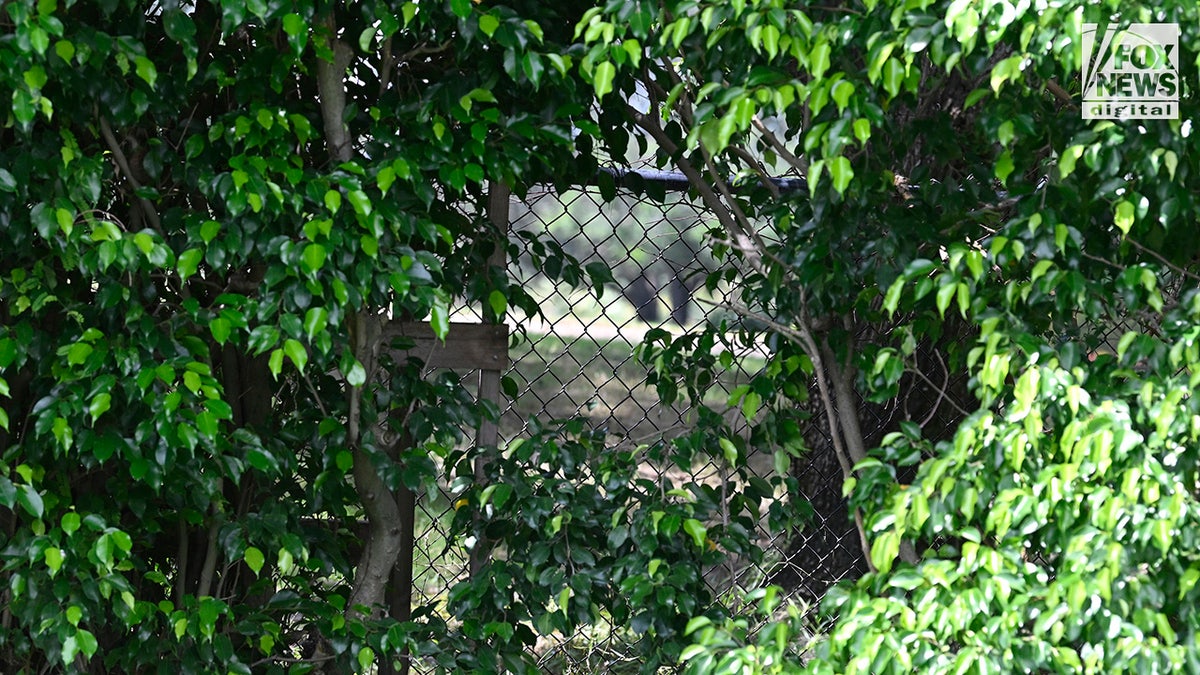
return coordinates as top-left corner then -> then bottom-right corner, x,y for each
571,0 -> 1200,672
0,1 -> 600,672
4,0 -> 1200,673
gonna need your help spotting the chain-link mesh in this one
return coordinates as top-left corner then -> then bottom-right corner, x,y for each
408,179 -> 974,671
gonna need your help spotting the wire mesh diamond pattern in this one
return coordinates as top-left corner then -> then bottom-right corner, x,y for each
410,180 -> 906,671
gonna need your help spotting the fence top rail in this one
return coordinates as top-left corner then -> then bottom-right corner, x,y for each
593,166 -> 807,194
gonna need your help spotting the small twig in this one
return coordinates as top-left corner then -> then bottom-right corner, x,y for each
250,653 -> 339,668
809,5 -> 863,15
966,196 -> 1020,218
1126,236 -> 1200,283
912,350 -> 971,423
302,372 -> 331,417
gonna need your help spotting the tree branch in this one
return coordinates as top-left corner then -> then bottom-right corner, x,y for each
98,116 -> 163,235
752,116 -> 808,175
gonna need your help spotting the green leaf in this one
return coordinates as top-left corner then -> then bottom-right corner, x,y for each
358,646 -> 375,671
1114,200 -> 1134,235
44,547 -> 64,575
323,189 -> 341,214
13,88 -> 35,125
303,307 -> 328,340
29,27 -> 49,55
936,279 -> 957,317
430,295 -> 450,340
61,512 -> 81,535
134,231 -> 155,255
76,629 -> 98,659
479,14 -> 500,37
67,341 -> 92,365
134,56 -> 158,88
377,165 -> 396,193
88,393 -> 111,423
881,58 -> 905,98
61,635 -> 79,666
200,220 -> 220,244
488,290 -> 507,318
997,121 -> 1014,146
719,437 -> 739,463
1059,144 -> 1084,180
345,359 -> 367,387
882,278 -> 904,316
55,39 -> 75,63
210,317 -> 232,345
346,189 -> 372,217
870,529 -> 900,574
828,156 -> 853,194
592,61 -> 616,99
52,417 -> 72,451
742,391 -> 761,423
558,586 -> 572,617
268,349 -> 284,378
809,42 -> 831,79
244,546 -> 265,575
682,518 -> 707,548
177,248 -> 203,281
853,118 -> 871,144
16,484 -> 43,519
302,243 -> 326,273
995,150 -> 1014,184
283,338 -> 308,372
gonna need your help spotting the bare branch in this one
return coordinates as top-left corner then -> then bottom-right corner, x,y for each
752,116 -> 808,174
912,350 -> 971,421
727,144 -> 781,200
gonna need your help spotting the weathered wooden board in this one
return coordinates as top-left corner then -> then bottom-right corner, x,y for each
379,320 -> 509,371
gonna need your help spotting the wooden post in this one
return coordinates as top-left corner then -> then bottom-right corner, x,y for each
472,181 -> 510,576
378,184 -> 511,674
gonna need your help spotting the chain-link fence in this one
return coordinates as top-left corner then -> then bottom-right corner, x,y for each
406,175 -> 971,671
